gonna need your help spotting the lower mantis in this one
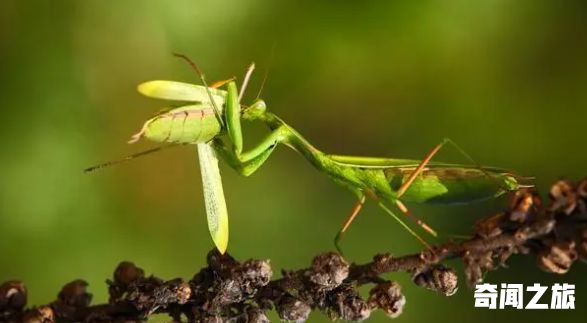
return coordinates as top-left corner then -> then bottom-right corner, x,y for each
86,55 -> 533,255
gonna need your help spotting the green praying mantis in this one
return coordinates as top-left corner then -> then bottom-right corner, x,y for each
85,54 -> 534,255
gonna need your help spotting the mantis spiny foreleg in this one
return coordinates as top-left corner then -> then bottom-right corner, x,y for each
216,68 -> 286,175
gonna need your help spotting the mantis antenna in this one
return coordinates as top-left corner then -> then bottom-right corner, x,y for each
172,53 -> 225,129
255,41 -> 277,101
84,144 -> 185,173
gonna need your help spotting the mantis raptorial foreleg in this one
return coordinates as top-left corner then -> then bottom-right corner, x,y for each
215,74 -> 288,175
207,70 -> 283,177
211,134 -> 280,177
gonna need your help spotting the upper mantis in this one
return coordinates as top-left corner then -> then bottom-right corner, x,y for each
86,54 -> 533,255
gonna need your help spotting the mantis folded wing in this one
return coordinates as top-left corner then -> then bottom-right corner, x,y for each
197,142 -> 229,254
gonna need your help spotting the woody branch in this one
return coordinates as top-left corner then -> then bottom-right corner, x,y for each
1,177 -> 586,323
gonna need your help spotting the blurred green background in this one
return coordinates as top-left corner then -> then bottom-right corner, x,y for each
1,0 -> 586,322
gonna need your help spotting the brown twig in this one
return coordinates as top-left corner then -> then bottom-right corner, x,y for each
1,177 -> 586,323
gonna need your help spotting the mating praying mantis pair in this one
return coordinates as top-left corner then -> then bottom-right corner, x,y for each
85,54 -> 533,255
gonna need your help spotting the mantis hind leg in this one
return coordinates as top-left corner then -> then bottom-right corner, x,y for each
377,201 -> 433,250
395,199 -> 437,237
397,137 -> 504,198
394,137 -> 505,240
391,138 -> 459,240
333,194 -> 434,254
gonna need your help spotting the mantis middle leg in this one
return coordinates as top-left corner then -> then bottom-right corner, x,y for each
334,194 -> 366,255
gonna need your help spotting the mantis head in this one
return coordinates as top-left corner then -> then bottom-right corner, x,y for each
243,99 -> 267,121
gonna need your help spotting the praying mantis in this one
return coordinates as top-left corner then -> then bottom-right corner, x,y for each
85,54 -> 534,255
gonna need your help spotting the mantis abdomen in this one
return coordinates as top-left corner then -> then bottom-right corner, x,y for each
128,105 -> 222,144
382,167 -> 519,204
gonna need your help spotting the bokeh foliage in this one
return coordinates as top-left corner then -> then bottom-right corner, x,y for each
1,0 -> 586,322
